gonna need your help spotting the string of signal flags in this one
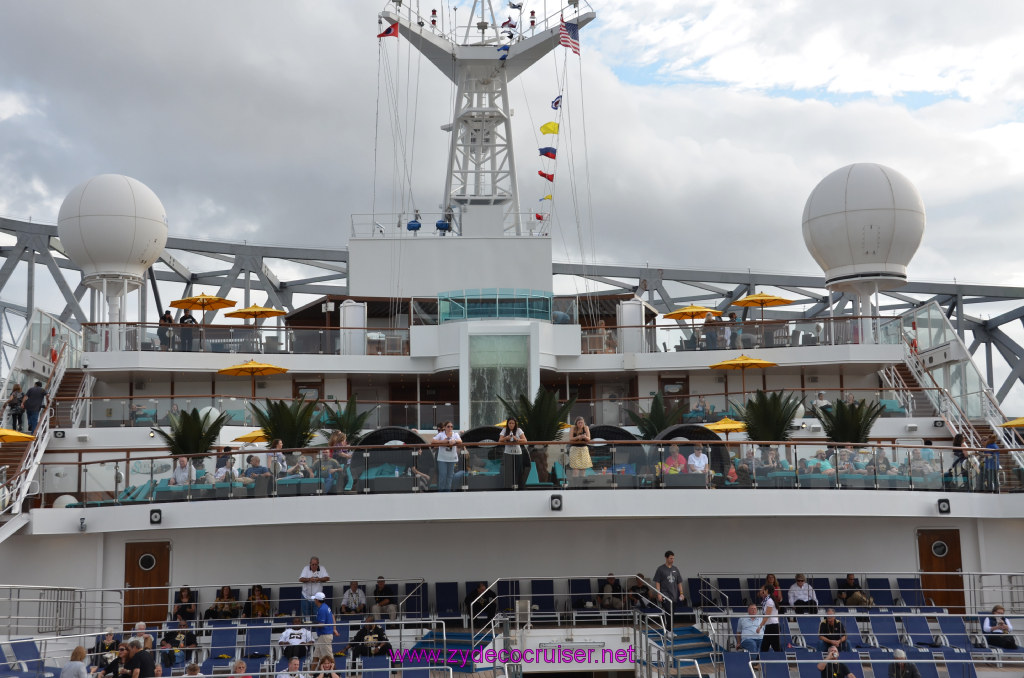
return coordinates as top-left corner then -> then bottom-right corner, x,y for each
375,6 -> 582,226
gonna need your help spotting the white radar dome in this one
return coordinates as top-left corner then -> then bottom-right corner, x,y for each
802,163 -> 925,293
57,174 -> 168,285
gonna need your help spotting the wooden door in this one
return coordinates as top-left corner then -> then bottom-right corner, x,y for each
917,528 -> 965,613
124,541 -> 170,630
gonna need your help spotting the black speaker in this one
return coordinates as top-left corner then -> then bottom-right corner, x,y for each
149,508 -> 162,525
937,498 -> 951,515
550,494 -> 563,511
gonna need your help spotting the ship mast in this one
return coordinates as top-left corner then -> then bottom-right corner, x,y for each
379,1 -> 595,237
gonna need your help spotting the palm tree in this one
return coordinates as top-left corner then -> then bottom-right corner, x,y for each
498,387 -> 577,483
626,393 -> 687,440
151,408 -> 228,463
735,390 -> 803,445
249,398 -> 319,449
812,398 -> 884,444
318,395 -> 376,444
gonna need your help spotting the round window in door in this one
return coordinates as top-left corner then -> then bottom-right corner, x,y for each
138,553 -> 157,571
931,541 -> 949,558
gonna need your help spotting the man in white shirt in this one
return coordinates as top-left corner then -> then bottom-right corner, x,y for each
276,657 -> 304,678
811,392 -> 832,412
299,556 -> 330,619
340,580 -> 367,615
687,445 -> 710,477
788,573 -> 818,614
169,457 -> 195,486
735,603 -> 763,653
277,617 -> 313,660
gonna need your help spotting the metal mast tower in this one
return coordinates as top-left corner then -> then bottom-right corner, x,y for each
378,1 -> 595,236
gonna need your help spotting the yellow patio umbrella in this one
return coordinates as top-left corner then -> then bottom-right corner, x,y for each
704,417 -> 746,433
170,293 -> 237,312
218,359 -> 288,398
998,417 -> 1024,428
224,305 -> 287,320
664,305 -> 722,348
0,428 -> 35,443
703,416 -> 746,440
232,429 -> 268,443
709,354 -> 778,402
664,305 -> 721,321
732,292 -> 793,344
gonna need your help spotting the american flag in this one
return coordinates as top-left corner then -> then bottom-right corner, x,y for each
559,17 -> 580,55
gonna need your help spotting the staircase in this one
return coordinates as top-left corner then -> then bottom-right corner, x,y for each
51,369 -> 86,428
891,364 -> 938,417
659,625 -> 715,672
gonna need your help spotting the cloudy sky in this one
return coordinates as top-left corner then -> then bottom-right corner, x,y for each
3,0 -> 1024,283
3,0 -> 1024,404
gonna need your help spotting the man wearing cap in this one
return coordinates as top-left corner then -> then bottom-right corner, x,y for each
311,592 -> 338,663
299,556 -> 330,619
370,576 -> 398,621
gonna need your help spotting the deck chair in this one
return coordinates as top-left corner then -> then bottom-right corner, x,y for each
903,615 -> 939,647
759,651 -> 790,678
941,648 -> 979,678
242,622 -> 272,658
869,613 -> 911,650
811,579 -> 834,607
0,644 -> 46,678
717,577 -> 743,607
360,654 -> 390,672
497,579 -> 521,616
403,582 -> 427,619
896,577 -> 928,607
569,578 -> 601,622
8,641 -> 57,678
434,581 -> 461,624
865,578 -> 896,607
870,649 -> 941,678
529,579 -> 559,624
723,651 -> 756,678
199,626 -> 239,674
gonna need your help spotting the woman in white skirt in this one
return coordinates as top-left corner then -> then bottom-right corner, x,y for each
567,416 -> 593,477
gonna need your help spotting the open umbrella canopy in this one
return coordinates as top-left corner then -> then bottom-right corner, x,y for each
664,305 -> 722,321
704,417 -> 746,433
170,293 -> 237,311
710,354 -> 778,402
998,417 -> 1024,428
218,359 -> 288,398
709,355 -> 778,370
232,429 -> 268,443
224,305 -> 287,320
731,293 -> 793,309
218,359 -> 288,377
0,428 -> 35,443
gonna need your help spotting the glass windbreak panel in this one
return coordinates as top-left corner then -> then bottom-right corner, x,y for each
469,334 -> 529,428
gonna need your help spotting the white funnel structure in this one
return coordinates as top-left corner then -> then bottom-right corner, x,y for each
802,163 -> 925,342
58,174 -> 168,325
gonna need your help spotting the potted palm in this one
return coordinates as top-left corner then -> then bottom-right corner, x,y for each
151,408 -> 229,466
736,389 -> 803,449
626,392 -> 687,440
318,394 -> 376,444
812,398 -> 884,445
249,398 -> 319,449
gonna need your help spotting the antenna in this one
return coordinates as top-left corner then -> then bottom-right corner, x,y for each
378,1 -> 595,237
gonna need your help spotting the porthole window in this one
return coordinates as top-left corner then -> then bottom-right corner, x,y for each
931,541 -> 949,558
138,553 -> 157,571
